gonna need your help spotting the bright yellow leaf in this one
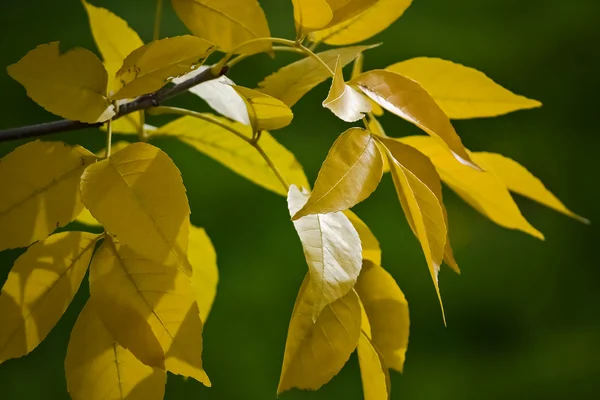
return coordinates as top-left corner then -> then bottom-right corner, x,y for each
0,140 -> 97,251
258,44 -> 378,106
344,210 -> 381,265
89,238 -> 210,384
294,128 -> 383,219
288,185 -> 362,319
310,0 -> 412,45
112,35 -> 215,100
151,115 -> 308,196
291,0 -> 333,34
231,86 -> 294,131
107,112 -> 144,134
0,231 -> 99,364
65,301 -> 166,400
278,276 -> 361,393
189,225 -> 219,322
171,0 -> 272,54
80,142 -> 193,275
401,136 -> 544,239
387,57 -> 542,119
324,0 -> 379,27
357,332 -> 391,400
351,70 -> 479,169
323,57 -> 372,122
7,42 -> 115,123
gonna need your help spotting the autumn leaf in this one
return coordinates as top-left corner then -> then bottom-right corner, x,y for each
80,142 -> 193,275
65,301 -> 166,400
288,185 -> 362,319
0,231 -> 99,364
344,210 -> 381,265
0,140 -> 97,251
291,0 -> 333,34
323,57 -> 372,122
231,86 -> 294,131
189,225 -> 219,322
294,128 -> 383,219
7,42 -> 115,123
387,57 -> 542,119
357,329 -> 391,400
324,0 -> 379,27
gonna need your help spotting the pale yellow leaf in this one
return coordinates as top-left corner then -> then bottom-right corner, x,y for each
89,238 -> 210,384
7,42 -> 115,123
189,225 -> 219,322
151,115 -> 309,196
288,185 -> 362,319
258,44 -> 378,106
357,332 -> 391,400
294,128 -> 382,219
0,231 -> 99,364
0,140 -> 97,251
112,35 -> 215,100
80,142 -> 193,274
323,57 -> 372,122
351,70 -> 479,169
291,0 -> 333,34
344,210 -> 381,265
231,86 -> 294,131
401,136 -> 544,239
278,276 -> 361,393
387,58 -> 542,119
171,0 -> 272,54
65,301 -> 166,400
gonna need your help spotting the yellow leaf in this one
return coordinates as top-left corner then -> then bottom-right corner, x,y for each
151,115 -> 309,196
387,58 -> 542,119
310,0 -> 412,45
355,261 -> 409,372
0,140 -> 97,251
80,142 -> 193,275
294,128 -> 383,219
288,185 -> 362,319
171,0 -> 272,54
357,332 -> 391,400
0,231 -> 99,364
75,208 -> 100,227
107,112 -> 145,134
258,44 -> 378,106
401,136 -> 544,239
291,0 -> 333,34
278,276 -> 361,393
89,238 -> 210,384
351,70 -> 479,169
7,42 -> 115,123
323,57 -> 372,122
231,85 -> 294,131
472,152 -> 587,224
324,0 -> 379,27
112,35 -> 215,100
344,210 -> 381,265
65,301 -> 166,400
189,225 -> 219,322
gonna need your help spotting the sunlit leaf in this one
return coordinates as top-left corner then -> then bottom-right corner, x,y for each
324,0 -> 379,27
112,35 -> 215,100
65,301 -> 166,400
7,42 -> 114,123
344,210 -> 381,265
189,225 -> 219,322
80,142 -> 193,274
323,57 -> 372,122
357,331 -> 390,400
278,276 -> 361,393
291,0 -> 333,34
288,185 -> 362,319
387,57 -> 542,119
0,231 -> 99,364
0,140 -> 97,251
151,115 -> 308,196
294,128 -> 382,219
231,85 -> 294,131
89,237 -> 210,384
259,44 -> 378,106
351,70 -> 478,169
171,0 -> 272,54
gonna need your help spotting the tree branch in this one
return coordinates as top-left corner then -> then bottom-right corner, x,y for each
0,66 -> 227,142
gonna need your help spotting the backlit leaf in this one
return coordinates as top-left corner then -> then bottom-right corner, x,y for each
258,44 -> 378,106
151,115 -> 309,196
231,86 -> 294,131
294,128 -> 382,219
7,42 -> 114,123
0,140 -> 97,251
344,210 -> 381,265
80,142 -> 193,274
171,0 -> 271,54
401,136 -> 544,239
357,332 -> 390,400
0,231 -> 99,364
324,0 -> 379,27
387,58 -> 542,119
108,112 -> 145,134
89,237 -> 210,384
65,301 -> 166,400
112,35 -> 215,100
189,225 -> 219,322
291,0 -> 333,34
351,70 -> 478,169
278,276 -> 361,393
323,57 -> 372,122
288,185 -> 362,319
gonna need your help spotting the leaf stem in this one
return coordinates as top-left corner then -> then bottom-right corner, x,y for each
105,118 -> 113,158
254,141 -> 290,191
153,0 -> 163,41
138,111 -> 148,142
226,46 -> 305,68
295,43 -> 334,76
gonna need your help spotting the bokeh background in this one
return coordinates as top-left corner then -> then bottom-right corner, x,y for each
0,0 -> 599,399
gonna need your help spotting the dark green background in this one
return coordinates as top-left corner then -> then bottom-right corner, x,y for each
1,0 -> 598,399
